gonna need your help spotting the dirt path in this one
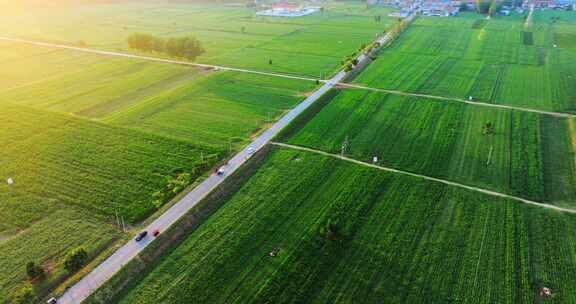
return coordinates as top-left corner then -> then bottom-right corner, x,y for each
0,36 -> 320,83
2,36 -> 574,119
568,118 -> 576,178
271,142 -> 576,214
336,83 -> 575,119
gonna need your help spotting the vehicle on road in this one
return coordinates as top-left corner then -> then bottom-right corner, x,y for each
216,166 -> 226,176
153,229 -> 160,237
247,146 -> 255,155
47,298 -> 57,304
135,231 -> 148,242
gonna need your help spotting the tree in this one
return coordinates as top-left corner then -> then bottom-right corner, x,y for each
476,0 -> 491,13
241,26 -> 246,33
488,0 -> 498,16
319,220 -> 342,241
12,285 -> 37,304
26,262 -> 44,281
482,122 -> 494,135
127,33 -> 155,52
165,37 -> 205,60
64,247 -> 88,272
129,34 -> 204,61
269,59 -> 273,65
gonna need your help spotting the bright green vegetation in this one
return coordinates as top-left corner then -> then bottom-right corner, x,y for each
0,42 -> 316,147
285,90 -> 576,207
118,148 -> 576,303
0,210 -> 119,302
0,103 -> 219,226
0,103 -> 220,300
0,2 -> 395,76
106,71 -> 315,147
355,12 -> 576,112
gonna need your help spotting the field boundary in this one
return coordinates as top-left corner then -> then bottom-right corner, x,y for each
335,83 -> 575,118
4,36 -> 575,118
82,146 -> 273,304
271,142 -> 576,214
0,36 -> 320,82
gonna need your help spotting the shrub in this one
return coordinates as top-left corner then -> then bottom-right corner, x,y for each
64,247 -> 88,272
12,285 -> 37,304
25,262 -> 44,281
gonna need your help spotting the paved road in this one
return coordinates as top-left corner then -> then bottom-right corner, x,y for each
50,22 -> 398,303
58,71 -> 347,303
337,83 -> 575,118
0,36 -> 320,83
272,142 -> 576,214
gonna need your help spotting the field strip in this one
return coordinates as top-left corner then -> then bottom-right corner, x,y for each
271,142 -> 576,214
335,83 -> 575,118
3,36 -> 571,119
54,69 -> 350,304
40,14 -> 409,301
0,36 -> 320,83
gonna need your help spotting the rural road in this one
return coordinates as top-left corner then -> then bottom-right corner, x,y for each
14,16 -> 407,302
272,142 -> 576,214
57,70 -> 347,304
3,31 -> 572,119
55,24 -> 399,302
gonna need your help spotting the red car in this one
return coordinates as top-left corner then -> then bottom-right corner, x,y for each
153,229 -> 160,237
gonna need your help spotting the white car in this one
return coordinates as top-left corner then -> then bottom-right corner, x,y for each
247,146 -> 255,155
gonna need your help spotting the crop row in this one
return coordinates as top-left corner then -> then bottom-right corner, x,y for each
285,90 -> 576,206
117,148 -> 576,303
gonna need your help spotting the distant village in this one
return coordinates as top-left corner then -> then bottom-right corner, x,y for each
368,0 -> 575,17
250,0 -> 575,18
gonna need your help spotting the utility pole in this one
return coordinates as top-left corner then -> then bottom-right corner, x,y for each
115,210 -> 120,231
341,135 -> 349,157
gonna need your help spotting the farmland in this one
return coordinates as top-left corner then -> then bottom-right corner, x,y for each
0,41 -> 317,147
354,11 -> 576,112
285,90 -> 576,207
116,148 -> 576,303
0,1 -> 394,300
0,103 -> 223,300
0,1 -> 396,76
3,1 -> 576,302
0,40 -> 316,299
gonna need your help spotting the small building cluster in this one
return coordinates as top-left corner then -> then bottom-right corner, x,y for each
256,1 -> 321,17
368,0 -> 574,17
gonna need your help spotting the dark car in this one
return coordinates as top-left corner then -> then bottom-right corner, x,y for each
135,231 -> 148,242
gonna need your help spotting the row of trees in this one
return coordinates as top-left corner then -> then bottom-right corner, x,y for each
127,33 -> 205,61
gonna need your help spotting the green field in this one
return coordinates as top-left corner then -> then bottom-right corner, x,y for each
0,1 -> 396,76
0,103 -> 224,300
117,148 -> 576,303
354,12 -> 576,112
284,90 -> 576,207
0,1 -> 386,299
0,42 -> 317,299
0,41 -> 317,147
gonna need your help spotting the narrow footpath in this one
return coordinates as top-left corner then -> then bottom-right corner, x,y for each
272,142 -> 576,214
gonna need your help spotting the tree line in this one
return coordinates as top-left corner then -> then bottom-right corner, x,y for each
127,33 -> 205,61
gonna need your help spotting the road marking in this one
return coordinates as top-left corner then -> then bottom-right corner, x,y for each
271,142 -> 576,214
